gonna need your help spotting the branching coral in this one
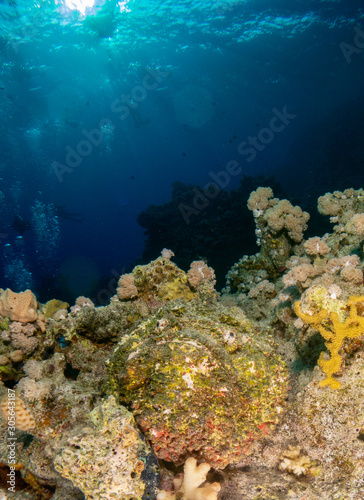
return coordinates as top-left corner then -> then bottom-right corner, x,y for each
294,295 -> 364,389
157,457 -> 221,500
279,445 -> 319,476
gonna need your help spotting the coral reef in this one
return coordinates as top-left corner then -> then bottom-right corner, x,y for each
137,176 -> 283,286
3,186 -> 364,498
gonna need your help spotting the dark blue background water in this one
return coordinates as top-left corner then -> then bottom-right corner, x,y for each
0,0 -> 364,302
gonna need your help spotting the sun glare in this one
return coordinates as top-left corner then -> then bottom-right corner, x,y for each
63,0 -> 103,16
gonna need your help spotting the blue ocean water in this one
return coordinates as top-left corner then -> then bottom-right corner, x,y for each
0,0 -> 363,302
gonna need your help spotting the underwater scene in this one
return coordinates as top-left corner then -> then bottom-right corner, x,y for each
1,0 -> 364,498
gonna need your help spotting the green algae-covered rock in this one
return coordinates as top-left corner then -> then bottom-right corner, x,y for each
106,298 -> 289,469
42,299 -> 69,319
130,256 -> 195,302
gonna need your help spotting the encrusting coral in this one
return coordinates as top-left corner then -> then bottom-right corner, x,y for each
157,457 -> 221,500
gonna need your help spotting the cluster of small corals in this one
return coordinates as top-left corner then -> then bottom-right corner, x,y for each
282,254 -> 363,290
53,308 -> 68,320
0,394 -> 36,431
117,273 -> 138,300
282,258 -> 319,289
224,253 -> 270,295
345,213 -> 364,235
279,445 -> 318,476
318,188 -> 364,216
303,236 -> 330,255
318,188 -> 364,236
157,457 -> 221,500
17,372 -> 52,401
247,186 -> 278,211
247,187 -> 310,244
265,199 -> 310,243
248,279 -> 275,298
70,296 -> 95,315
1,321 -> 39,354
187,261 -> 216,289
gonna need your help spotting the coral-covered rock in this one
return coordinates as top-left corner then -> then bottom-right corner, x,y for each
0,289 -> 38,323
129,256 -> 195,303
42,299 -> 69,319
106,298 -> 289,469
54,396 -> 158,500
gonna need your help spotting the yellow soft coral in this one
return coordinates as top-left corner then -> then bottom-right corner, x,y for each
294,296 -> 364,389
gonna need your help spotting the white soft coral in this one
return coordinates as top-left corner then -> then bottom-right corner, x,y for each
157,457 -> 221,500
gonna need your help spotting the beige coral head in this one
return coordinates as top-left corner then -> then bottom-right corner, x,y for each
161,248 -> 175,260
0,289 -> 38,323
187,261 -> 216,289
117,274 -> 138,300
247,187 -> 274,211
303,237 -> 330,255
345,213 -> 364,235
